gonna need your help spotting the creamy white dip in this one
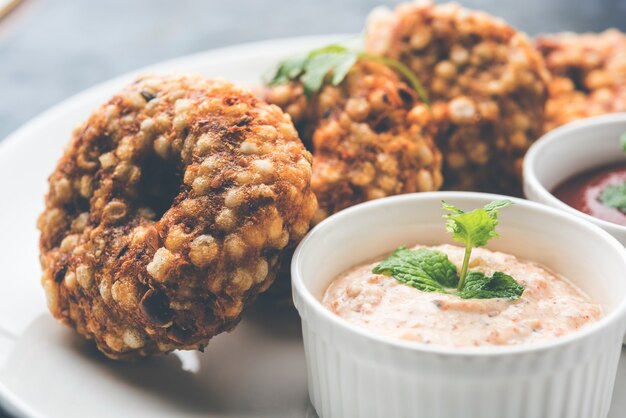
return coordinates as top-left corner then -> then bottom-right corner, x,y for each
323,244 -> 602,347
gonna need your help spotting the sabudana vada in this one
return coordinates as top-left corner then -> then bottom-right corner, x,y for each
38,74 -> 317,359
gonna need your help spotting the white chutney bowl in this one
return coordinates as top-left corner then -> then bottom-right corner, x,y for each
524,113 -> 626,245
292,192 -> 626,418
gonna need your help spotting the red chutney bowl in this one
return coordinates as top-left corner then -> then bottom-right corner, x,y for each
524,113 -> 626,246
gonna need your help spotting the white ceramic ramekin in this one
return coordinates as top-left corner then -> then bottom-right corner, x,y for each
292,192 -> 626,418
524,113 -> 626,245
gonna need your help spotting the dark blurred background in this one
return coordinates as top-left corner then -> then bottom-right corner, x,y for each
1,0 -> 626,416
2,0 -> 626,141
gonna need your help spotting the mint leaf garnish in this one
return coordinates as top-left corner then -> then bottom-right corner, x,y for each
372,246 -> 458,293
457,271 -> 525,300
599,182 -> 626,212
598,130 -> 626,212
442,200 -> 510,247
300,48 -> 358,96
268,43 -> 429,105
373,200 -> 525,301
268,55 -> 308,86
442,199 -> 512,290
373,246 -> 525,300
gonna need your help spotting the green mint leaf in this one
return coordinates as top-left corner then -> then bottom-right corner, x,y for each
483,199 -> 514,216
444,208 -> 498,248
599,182 -> 626,212
267,43 -> 429,104
300,51 -> 358,97
442,200 -> 512,248
268,55 -> 308,86
308,44 -> 349,57
372,246 -> 458,292
331,53 -> 359,85
457,271 -> 525,300
441,201 -> 464,214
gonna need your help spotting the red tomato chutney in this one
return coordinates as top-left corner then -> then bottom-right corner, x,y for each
552,162 -> 626,226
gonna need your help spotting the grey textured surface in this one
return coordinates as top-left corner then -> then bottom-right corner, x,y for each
2,0 -> 626,141
1,1 -> 626,417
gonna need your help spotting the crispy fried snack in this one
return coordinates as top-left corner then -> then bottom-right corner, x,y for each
536,29 -> 626,131
266,59 -> 442,222
365,2 -> 549,194
38,74 -> 317,359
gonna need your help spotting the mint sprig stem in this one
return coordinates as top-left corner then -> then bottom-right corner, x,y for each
458,245 -> 472,291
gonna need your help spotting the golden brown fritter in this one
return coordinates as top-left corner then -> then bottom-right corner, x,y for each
536,29 -> 626,131
38,74 -> 317,359
365,2 -> 549,194
266,59 -> 442,223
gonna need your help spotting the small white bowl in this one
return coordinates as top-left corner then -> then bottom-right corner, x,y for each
524,113 -> 626,245
291,192 -> 626,418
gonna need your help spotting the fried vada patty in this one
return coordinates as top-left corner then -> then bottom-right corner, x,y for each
365,2 -> 549,194
266,59 -> 442,223
536,29 -> 626,131
38,74 -> 317,359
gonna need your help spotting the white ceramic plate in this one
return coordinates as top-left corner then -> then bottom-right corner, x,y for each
0,35 -> 625,418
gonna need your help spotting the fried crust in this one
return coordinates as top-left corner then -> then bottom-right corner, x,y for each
38,74 -> 317,359
266,59 -> 443,222
365,1 -> 549,194
536,29 -> 626,131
